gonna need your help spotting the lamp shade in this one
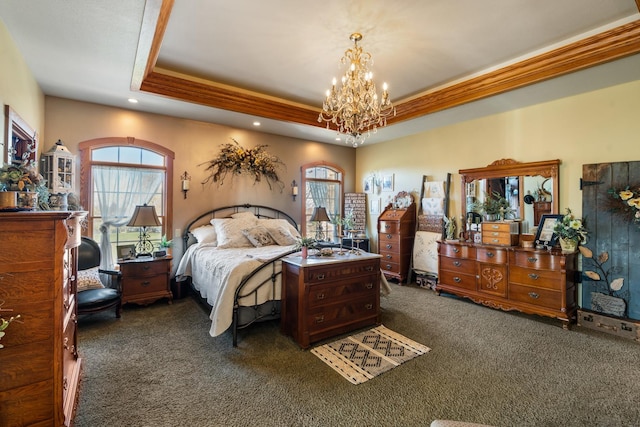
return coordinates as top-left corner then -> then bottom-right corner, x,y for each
310,206 -> 331,222
127,204 -> 161,227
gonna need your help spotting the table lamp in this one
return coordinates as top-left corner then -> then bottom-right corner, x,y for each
127,204 -> 161,257
310,206 -> 331,241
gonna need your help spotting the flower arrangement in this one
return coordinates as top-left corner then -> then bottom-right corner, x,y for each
0,163 -> 44,191
607,186 -> 640,230
200,138 -> 285,191
553,208 -> 587,244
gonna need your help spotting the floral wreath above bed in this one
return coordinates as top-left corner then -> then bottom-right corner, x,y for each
200,138 -> 285,191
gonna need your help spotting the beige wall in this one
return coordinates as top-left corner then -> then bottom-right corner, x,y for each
357,79 -> 640,250
0,21 -> 45,164
44,97 -> 356,254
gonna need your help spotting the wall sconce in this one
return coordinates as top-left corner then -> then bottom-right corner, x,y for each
291,180 -> 298,201
181,171 -> 191,199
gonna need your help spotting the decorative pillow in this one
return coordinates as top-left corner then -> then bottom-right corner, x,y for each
77,267 -> 105,291
259,218 -> 301,239
230,211 -> 259,223
242,225 -> 276,247
190,225 -> 217,245
212,217 -> 255,249
266,225 -> 298,246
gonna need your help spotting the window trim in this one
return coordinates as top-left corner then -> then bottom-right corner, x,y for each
300,161 -> 344,237
78,137 -> 175,241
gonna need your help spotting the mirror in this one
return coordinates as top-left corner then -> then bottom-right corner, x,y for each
460,159 -> 560,233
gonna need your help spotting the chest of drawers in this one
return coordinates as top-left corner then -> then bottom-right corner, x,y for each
437,240 -> 577,327
120,256 -> 173,306
377,202 -> 416,283
281,253 -> 381,348
0,211 -> 86,426
481,221 -> 519,246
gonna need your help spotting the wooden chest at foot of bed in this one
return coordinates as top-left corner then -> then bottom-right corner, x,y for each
280,253 -> 382,349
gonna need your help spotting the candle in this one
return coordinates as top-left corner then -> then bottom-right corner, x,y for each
292,186 -> 298,196
182,180 -> 190,191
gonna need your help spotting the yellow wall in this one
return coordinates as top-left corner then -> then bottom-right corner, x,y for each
44,97 -> 356,250
0,21 -> 45,163
357,80 -> 640,250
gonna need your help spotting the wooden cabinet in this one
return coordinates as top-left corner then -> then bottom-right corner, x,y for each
533,201 -> 552,226
281,253 -> 381,349
120,256 -> 173,306
377,202 -> 416,282
437,240 -> 577,327
0,211 -> 86,427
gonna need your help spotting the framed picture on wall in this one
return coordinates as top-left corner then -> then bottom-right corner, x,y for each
370,198 -> 380,215
382,174 -> 394,192
364,177 -> 374,193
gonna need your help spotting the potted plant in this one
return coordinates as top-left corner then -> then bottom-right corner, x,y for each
159,234 -> 173,255
553,208 -> 587,252
468,191 -> 511,221
294,237 -> 317,259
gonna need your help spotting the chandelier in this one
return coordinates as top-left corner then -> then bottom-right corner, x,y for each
318,33 -> 396,147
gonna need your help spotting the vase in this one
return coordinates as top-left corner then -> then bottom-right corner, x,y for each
301,246 -> 308,259
559,237 -> 577,253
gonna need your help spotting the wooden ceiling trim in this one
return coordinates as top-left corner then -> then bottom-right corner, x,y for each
140,71 -> 320,125
391,19 -> 640,123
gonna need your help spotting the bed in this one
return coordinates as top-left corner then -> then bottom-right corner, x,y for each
176,204 -> 300,346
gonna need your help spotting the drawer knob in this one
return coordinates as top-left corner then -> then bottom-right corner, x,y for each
452,247 -> 459,253
527,257 -> 538,263
528,273 -> 539,280
386,234 -> 392,239
315,315 -> 324,324
316,274 -> 325,280
143,265 -> 151,270
365,303 -> 373,310
365,283 -> 373,289
528,292 -> 540,299
385,264 -> 392,270
453,261 -> 461,267
453,276 -> 461,283
491,239 -> 499,243
491,225 -> 500,229
487,252 -> 495,258
365,266 -> 374,272
141,281 -> 151,287
491,232 -> 499,236
386,244 -> 392,250
384,224 -> 390,229
386,254 -> 392,259
316,293 -> 325,300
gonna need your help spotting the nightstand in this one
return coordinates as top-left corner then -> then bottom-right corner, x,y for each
120,256 -> 173,306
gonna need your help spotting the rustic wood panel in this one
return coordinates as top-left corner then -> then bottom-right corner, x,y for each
582,161 -> 640,320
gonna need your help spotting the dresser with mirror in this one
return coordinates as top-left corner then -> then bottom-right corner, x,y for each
437,158 -> 578,327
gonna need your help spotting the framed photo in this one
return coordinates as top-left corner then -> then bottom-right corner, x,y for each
382,174 -> 394,192
364,177 -> 374,194
370,198 -> 380,215
534,214 -> 564,249
117,244 -> 136,260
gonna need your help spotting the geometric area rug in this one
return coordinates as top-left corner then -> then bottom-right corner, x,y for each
310,325 -> 431,385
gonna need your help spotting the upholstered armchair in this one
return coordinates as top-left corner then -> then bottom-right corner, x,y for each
77,237 -> 122,318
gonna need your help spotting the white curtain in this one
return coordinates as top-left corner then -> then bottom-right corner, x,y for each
94,166 -> 163,269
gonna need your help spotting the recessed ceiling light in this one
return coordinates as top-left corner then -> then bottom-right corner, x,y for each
128,98 -> 138,104
253,121 -> 261,126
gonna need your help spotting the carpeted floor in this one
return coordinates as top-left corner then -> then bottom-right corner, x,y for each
76,284 -> 640,427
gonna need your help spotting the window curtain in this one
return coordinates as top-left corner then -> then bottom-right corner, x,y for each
94,166 -> 163,268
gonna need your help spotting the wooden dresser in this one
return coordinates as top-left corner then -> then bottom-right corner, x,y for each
281,253 -> 381,349
437,240 -> 577,327
377,202 -> 416,283
0,211 -> 86,426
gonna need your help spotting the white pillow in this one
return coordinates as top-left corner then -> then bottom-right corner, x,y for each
190,225 -> 217,245
259,218 -> 301,239
212,217 -> 255,249
242,225 -> 276,247
266,225 -> 298,246
77,267 -> 105,291
230,211 -> 259,223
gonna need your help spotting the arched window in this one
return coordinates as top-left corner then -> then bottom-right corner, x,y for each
301,162 -> 344,241
79,137 -> 174,268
